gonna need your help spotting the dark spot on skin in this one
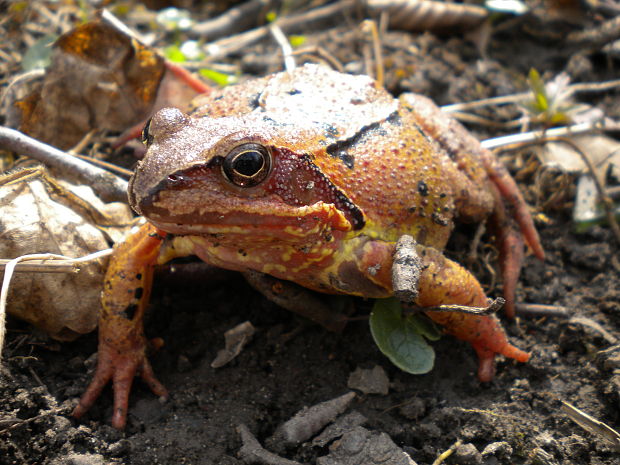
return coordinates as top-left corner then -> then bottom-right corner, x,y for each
238,249 -> 247,257
326,147 -> 355,169
324,125 -> 339,138
288,88 -> 302,95
431,212 -> 449,226
247,93 -> 261,109
418,181 -> 429,196
386,111 -> 402,127
134,287 -> 144,299
121,304 -> 138,320
324,111 -> 400,169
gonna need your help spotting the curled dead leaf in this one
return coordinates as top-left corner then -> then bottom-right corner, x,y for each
13,11 -> 201,150
0,172 -> 133,341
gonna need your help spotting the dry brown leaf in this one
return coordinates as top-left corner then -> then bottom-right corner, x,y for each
11,11 -> 206,151
0,176 -> 133,341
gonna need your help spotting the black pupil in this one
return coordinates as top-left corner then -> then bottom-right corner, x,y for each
234,151 -> 264,176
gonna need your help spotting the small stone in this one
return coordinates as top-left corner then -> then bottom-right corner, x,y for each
398,397 -> 426,420
454,443 -> 482,465
107,439 -> 131,456
51,453 -> 106,465
347,366 -> 390,395
317,426 -> 418,465
481,441 -> 513,459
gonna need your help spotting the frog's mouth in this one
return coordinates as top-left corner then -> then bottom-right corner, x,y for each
141,200 -> 352,243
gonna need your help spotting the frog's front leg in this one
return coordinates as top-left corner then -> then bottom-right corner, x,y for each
360,238 -> 529,381
413,244 -> 529,381
73,223 -> 168,429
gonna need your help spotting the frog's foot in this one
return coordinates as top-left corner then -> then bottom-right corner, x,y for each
413,245 -> 530,381
73,342 -> 168,429
490,206 -> 525,318
486,161 -> 545,262
473,337 -> 530,382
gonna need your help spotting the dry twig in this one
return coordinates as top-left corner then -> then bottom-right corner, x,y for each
0,127 -> 128,202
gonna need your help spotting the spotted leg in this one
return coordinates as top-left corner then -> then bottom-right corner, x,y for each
73,223 -> 168,429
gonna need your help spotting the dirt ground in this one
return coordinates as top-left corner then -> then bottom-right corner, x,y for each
1,2 -> 620,465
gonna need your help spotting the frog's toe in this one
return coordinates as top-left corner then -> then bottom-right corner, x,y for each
72,363 -> 114,420
108,355 -> 167,429
473,346 -> 496,382
473,338 -> 530,382
496,225 -> 525,318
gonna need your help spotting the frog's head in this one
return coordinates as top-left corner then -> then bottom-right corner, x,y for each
129,107 -> 365,243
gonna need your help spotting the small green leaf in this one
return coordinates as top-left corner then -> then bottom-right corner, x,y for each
198,68 -> 238,87
164,44 -> 186,63
22,34 -> 56,71
289,35 -> 306,48
370,298 -> 435,374
408,314 -> 442,341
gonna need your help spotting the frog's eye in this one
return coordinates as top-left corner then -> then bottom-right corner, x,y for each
221,143 -> 271,187
141,118 -> 153,145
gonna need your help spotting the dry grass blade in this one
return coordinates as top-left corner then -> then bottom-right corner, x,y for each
561,402 -> 620,451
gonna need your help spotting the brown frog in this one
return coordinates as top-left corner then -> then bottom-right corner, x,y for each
73,64 -> 544,428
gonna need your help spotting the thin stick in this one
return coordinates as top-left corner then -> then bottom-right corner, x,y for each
480,121 -> 610,150
0,260 -> 79,273
269,24 -> 296,72
442,78 -> 620,113
515,303 -> 570,319
0,127 -> 128,202
404,298 -> 505,316
203,0 -> 355,60
432,439 -> 462,465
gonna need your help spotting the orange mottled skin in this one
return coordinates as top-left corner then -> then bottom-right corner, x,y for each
74,64 -> 544,429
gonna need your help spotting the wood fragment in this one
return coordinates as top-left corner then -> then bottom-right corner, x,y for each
515,303 -> 570,319
237,424 -> 303,465
368,0 -> 487,33
391,235 -> 421,305
269,392 -> 356,447
561,402 -> 620,451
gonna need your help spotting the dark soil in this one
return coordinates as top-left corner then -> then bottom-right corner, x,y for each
2,3 -> 620,465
